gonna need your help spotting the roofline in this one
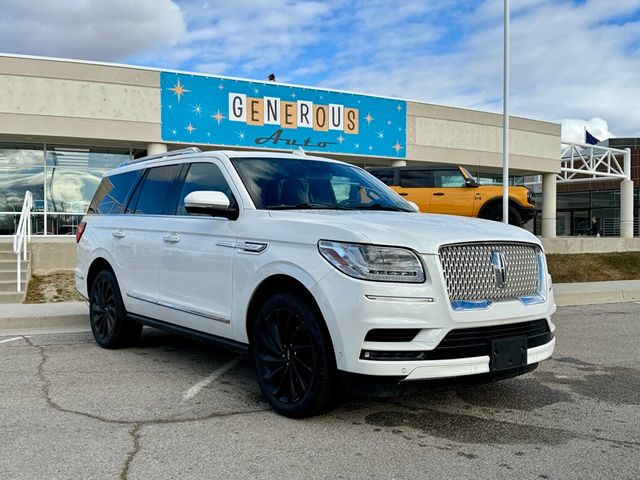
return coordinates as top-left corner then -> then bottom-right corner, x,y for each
0,52 -> 559,126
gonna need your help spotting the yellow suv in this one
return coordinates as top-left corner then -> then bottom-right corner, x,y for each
368,165 -> 535,226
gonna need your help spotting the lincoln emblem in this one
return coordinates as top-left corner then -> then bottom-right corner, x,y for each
490,251 -> 508,289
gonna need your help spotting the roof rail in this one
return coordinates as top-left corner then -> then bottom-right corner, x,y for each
119,147 -> 202,167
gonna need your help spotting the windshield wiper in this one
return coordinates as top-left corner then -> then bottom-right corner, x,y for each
266,203 -> 353,210
352,203 -> 412,212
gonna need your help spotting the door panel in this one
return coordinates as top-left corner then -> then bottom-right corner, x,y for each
429,169 -> 475,216
157,161 -> 238,337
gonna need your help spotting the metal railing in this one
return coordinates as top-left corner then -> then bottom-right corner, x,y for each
12,191 -> 33,293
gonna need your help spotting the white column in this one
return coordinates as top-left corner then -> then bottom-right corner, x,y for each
620,148 -> 634,238
147,143 -> 167,155
541,173 -> 557,238
620,179 -> 634,238
391,160 -> 406,167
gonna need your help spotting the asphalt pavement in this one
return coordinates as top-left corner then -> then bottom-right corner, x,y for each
1,302 -> 639,479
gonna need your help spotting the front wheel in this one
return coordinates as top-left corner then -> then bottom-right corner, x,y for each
252,293 -> 339,418
483,204 -> 523,227
89,269 -> 142,349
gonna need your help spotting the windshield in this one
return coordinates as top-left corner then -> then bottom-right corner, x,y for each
231,157 -> 414,212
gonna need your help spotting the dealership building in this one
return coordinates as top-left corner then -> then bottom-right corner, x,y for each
0,53 -> 637,243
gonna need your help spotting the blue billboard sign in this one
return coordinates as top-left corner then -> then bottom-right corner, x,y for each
160,72 -> 406,158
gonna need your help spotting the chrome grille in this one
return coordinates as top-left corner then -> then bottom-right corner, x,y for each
439,242 -> 540,302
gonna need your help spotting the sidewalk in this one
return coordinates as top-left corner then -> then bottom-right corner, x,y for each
1,280 -> 639,334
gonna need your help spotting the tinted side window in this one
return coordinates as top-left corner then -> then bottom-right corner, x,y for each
433,169 -> 465,188
400,170 -> 430,188
131,165 -> 182,215
369,169 -> 395,186
87,170 -> 142,214
176,162 -> 236,215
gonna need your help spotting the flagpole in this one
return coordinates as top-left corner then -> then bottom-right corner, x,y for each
502,0 -> 510,224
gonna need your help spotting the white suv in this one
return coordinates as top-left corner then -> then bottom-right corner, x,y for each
76,148 -> 556,417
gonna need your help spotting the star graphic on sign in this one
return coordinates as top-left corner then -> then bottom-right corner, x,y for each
235,130 -> 246,141
218,84 -> 225,90
207,132 -> 211,137
376,131 -> 384,140
364,113 -> 374,125
387,120 -> 392,126
168,105 -> 172,109
368,145 -> 373,151
171,128 -> 177,135
396,104 -> 402,111
185,123 -> 196,134
252,87 -> 260,95
392,141 -> 403,154
211,109 -> 226,125
169,79 -> 190,102
291,91 -> 297,99
354,142 -> 360,149
337,134 -> 345,144
192,104 -> 203,115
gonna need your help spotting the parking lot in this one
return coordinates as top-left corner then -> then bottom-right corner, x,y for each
1,302 -> 639,480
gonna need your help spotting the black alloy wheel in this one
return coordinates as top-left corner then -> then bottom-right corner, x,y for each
252,293 -> 339,417
89,269 -> 142,349
485,204 -> 523,227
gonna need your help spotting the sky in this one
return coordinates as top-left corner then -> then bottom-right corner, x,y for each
1,0 -> 639,143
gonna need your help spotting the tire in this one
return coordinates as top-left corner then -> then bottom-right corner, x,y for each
251,292 -> 340,418
89,269 -> 142,349
483,204 -> 523,227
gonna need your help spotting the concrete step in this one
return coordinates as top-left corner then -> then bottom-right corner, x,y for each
0,292 -> 26,304
0,251 -> 31,261
0,270 -> 29,282
0,280 -> 28,294
0,259 -> 30,271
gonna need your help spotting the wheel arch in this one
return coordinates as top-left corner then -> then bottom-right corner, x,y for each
245,274 -> 337,363
86,257 -> 115,293
478,196 -> 525,219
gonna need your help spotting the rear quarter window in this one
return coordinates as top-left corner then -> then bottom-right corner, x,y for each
87,170 -> 142,214
400,170 -> 430,188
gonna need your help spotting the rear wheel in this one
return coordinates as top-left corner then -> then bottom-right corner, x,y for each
252,293 -> 339,418
89,269 -> 142,349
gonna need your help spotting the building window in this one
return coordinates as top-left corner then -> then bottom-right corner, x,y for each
0,144 -> 132,235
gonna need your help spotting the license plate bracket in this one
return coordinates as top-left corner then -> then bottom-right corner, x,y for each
490,336 -> 527,372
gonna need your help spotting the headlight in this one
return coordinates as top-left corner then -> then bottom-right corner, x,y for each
318,240 -> 425,283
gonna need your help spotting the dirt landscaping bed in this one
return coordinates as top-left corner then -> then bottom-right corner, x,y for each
26,271 -> 82,304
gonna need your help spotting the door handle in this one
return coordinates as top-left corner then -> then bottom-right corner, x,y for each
398,193 -> 408,196
163,233 -> 180,243
433,192 -> 445,196
112,230 -> 125,239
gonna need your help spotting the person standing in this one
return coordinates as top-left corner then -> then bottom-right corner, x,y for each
590,216 -> 600,237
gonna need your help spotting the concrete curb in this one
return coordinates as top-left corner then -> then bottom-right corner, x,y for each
0,301 -> 89,335
553,280 -> 640,307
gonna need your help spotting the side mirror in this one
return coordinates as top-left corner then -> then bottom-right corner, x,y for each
465,178 -> 479,188
184,191 -> 238,219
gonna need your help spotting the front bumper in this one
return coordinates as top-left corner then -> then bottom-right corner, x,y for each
311,254 -> 556,379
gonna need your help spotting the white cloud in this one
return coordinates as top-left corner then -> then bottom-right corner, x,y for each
0,0 -> 186,62
320,0 -> 640,137
561,117 -> 615,144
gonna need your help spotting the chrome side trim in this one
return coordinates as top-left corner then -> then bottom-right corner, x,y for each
127,291 -> 158,304
127,292 -> 230,323
365,295 -> 434,303
216,241 -> 268,253
236,241 -> 268,253
157,300 -> 230,324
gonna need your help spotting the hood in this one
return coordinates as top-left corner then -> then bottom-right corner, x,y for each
266,210 -> 541,255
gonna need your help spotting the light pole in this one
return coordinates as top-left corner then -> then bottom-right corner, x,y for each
502,0 -> 510,224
